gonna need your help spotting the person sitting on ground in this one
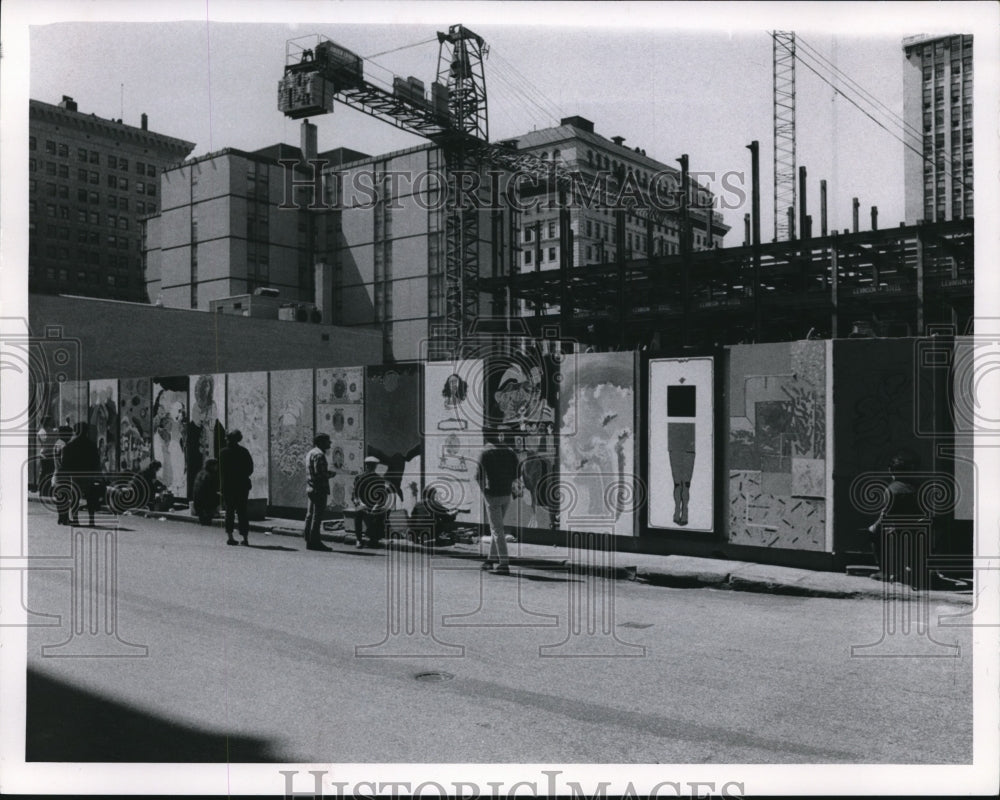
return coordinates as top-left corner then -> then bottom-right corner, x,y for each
409,485 -> 458,543
138,460 -> 166,510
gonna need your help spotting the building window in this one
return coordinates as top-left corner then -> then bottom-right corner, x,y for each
89,171 -> 99,185
548,222 -> 555,238
147,164 -> 156,177
525,250 -> 532,265
46,162 -> 57,176
120,198 -> 129,212
119,177 -> 129,190
46,140 -> 56,154
137,181 -> 145,195
120,158 -> 128,171
548,247 -> 556,261
109,155 -> 118,169
108,174 -> 118,188
89,151 -> 99,164
524,227 -> 533,242
58,164 -> 69,179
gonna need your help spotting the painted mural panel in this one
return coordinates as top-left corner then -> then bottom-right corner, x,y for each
485,349 -> 560,530
119,377 -> 152,473
365,365 -> 422,514
188,374 -> 227,493
648,358 -> 714,531
151,377 -> 190,499
316,366 -> 364,512
58,380 -> 88,432
558,352 -> 636,535
316,367 -> 364,404
88,379 -> 119,475
226,371 -> 269,501
727,341 -> 828,551
269,369 -> 314,509
831,338 -> 948,554
424,360 -> 485,524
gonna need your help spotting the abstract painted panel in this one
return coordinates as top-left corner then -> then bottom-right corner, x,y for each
87,379 -> 119,475
365,365 -> 422,514
727,341 -> 829,551
424,360 -> 485,524
269,369 -> 314,509
558,352 -> 636,536
226,371 -> 269,501
648,358 -> 714,531
151,377 -> 190,499
119,377 -> 152,473
188,374 -> 227,488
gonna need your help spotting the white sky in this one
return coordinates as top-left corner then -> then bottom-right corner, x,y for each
21,2 -> 994,242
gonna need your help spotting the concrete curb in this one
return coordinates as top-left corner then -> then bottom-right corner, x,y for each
29,497 -> 973,605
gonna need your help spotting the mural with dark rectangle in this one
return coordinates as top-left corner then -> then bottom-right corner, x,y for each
648,358 -> 714,532
119,377 -> 152,473
151,377 -> 190,499
557,352 -> 636,535
365,365 -> 422,514
727,341 -> 829,551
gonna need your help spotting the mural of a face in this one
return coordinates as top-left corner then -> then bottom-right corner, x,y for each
333,378 -> 348,399
195,375 -> 214,411
332,409 -> 345,432
331,446 -> 345,470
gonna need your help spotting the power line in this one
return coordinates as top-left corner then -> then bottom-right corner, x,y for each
795,35 -> 924,144
772,33 -> 971,194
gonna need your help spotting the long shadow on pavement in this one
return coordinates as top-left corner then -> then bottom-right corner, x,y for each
26,668 -> 284,762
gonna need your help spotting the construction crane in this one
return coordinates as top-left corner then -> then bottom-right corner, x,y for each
772,31 -> 796,242
277,26 -> 691,352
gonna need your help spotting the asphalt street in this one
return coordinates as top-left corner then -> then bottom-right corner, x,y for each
24,505 -> 972,764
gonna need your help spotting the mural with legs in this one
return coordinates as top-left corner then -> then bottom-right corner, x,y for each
87,379 -> 119,476
151,377 -> 190,500
648,358 -> 714,532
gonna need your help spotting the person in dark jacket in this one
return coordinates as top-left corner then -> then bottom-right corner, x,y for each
868,453 -> 924,585
219,429 -> 254,546
59,422 -> 103,527
475,430 -> 520,575
52,425 -> 75,525
138,460 -> 166,510
192,458 -> 220,526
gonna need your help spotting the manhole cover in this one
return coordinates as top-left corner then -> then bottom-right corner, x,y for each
618,622 -> 653,629
414,671 -> 455,682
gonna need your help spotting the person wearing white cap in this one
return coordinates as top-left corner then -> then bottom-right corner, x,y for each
352,455 -> 391,548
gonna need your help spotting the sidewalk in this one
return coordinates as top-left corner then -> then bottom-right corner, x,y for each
108,502 -> 973,606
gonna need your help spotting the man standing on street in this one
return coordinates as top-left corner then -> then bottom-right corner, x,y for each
219,429 -> 254,546
304,433 -> 335,552
476,430 -> 520,575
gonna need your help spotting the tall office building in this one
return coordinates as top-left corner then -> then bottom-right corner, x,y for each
902,34 -> 973,223
507,116 -> 729,273
29,95 -> 195,301
144,142 -> 366,311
